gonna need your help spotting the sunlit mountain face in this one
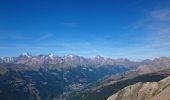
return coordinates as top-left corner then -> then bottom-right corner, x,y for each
1,0 -> 170,100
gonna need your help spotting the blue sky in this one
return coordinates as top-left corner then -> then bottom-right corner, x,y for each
0,0 -> 170,59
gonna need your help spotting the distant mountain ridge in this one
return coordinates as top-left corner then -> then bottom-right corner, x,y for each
0,53 -> 146,70
136,57 -> 170,74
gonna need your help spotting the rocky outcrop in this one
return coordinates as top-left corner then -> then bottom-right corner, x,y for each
107,76 -> 170,100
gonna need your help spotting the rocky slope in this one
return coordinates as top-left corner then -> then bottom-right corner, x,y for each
65,57 -> 170,100
107,76 -> 170,100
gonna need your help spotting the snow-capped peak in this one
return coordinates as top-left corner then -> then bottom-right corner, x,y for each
94,55 -> 104,59
21,52 -> 32,58
67,54 -> 76,59
48,53 -> 54,59
69,54 -> 73,58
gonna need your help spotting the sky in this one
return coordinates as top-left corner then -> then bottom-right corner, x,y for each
0,0 -> 170,59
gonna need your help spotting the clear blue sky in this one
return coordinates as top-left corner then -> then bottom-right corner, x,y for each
0,0 -> 170,59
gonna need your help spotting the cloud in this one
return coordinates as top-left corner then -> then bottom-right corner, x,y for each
143,9 -> 170,55
117,7 -> 170,59
146,8 -> 170,44
150,8 -> 170,21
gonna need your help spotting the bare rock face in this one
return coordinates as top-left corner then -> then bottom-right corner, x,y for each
107,76 -> 170,100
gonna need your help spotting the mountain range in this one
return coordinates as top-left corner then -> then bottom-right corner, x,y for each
0,53 -> 144,69
0,53 -> 170,100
